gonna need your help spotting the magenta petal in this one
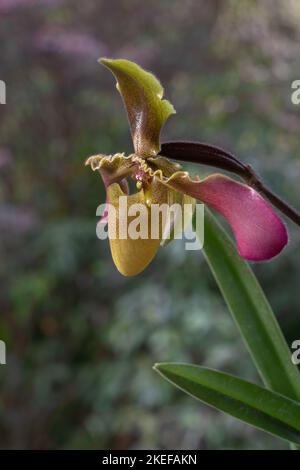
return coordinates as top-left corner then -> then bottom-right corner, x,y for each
199,175 -> 288,260
168,173 -> 288,260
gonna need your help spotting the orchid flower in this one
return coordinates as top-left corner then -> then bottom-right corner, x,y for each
85,58 -> 288,276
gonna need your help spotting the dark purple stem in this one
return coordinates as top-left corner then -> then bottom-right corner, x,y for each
159,141 -> 300,227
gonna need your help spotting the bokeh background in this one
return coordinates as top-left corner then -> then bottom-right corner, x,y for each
1,0 -> 300,450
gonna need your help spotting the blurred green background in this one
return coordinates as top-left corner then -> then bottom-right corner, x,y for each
0,0 -> 300,450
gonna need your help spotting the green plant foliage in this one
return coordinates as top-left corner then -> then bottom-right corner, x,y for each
154,363 -> 300,444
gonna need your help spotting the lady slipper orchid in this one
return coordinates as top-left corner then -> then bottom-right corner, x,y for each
86,58 -> 288,276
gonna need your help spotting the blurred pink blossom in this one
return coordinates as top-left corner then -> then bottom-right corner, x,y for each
0,0 -> 64,14
0,204 -> 38,235
33,29 -> 106,59
0,148 -> 12,170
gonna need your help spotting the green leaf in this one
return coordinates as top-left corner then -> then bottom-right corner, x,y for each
154,363 -> 300,444
196,207 -> 300,402
100,58 -> 175,158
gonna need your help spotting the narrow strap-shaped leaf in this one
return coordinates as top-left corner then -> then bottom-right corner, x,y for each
195,207 -> 300,401
154,363 -> 300,445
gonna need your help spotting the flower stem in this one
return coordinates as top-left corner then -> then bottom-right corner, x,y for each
160,141 -> 300,227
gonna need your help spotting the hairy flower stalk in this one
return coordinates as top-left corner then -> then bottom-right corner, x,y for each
86,58 -> 290,276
